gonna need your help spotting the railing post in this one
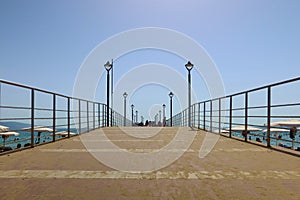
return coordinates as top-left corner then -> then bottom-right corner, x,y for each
113,111 -> 115,126
184,109 -> 186,126
110,110 -> 112,127
98,103 -> 100,128
181,110 -> 185,126
186,109 -> 188,126
229,96 -> 232,138
0,82 -> 1,121
170,97 -> 173,127
78,100 -> 81,134
102,104 -> 105,127
68,97 -> 70,138
245,92 -> 248,142
210,100 -> 212,132
203,102 -> 206,131
219,98 -> 221,134
87,101 -> 89,132
180,112 -> 181,126
198,103 -> 200,129
191,105 -> 193,127
93,102 -> 95,130
267,87 -> 271,147
52,94 -> 56,142
193,104 -> 196,127
31,89 -> 34,148
181,111 -> 183,126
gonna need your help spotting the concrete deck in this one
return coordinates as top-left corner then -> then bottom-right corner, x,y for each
0,127 -> 299,200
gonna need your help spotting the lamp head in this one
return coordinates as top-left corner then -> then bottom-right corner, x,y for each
169,92 -> 174,98
104,61 -> 113,71
185,61 -> 194,71
123,92 -> 128,98
131,104 -> 134,109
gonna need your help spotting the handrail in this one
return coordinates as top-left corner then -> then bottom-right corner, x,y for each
167,76 -> 300,155
0,79 -> 132,154
0,79 -> 99,104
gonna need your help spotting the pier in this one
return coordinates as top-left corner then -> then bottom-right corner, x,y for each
1,1 -> 300,199
1,77 -> 300,199
0,127 -> 300,199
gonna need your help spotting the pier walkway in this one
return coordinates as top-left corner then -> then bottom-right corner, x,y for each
0,127 -> 300,199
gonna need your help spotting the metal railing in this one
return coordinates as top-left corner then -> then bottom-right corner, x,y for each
167,76 -> 300,153
0,80 -> 130,153
2,76 -> 300,155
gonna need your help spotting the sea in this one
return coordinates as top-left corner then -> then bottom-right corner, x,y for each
1,121 -> 300,151
1,121 -> 80,149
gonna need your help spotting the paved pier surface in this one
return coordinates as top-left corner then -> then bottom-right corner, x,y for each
0,127 -> 299,200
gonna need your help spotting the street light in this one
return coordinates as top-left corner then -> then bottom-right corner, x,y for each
136,110 -> 138,123
162,104 -> 166,127
123,92 -> 128,126
159,110 -> 161,124
185,61 -> 194,127
104,61 -> 113,127
141,116 -> 144,125
169,92 -> 174,127
155,114 -> 158,125
131,104 -> 134,126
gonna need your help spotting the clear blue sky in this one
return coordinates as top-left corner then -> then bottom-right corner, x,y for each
1,0 -> 300,121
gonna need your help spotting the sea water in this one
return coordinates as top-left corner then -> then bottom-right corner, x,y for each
1,128 -> 79,149
231,131 -> 300,150
2,127 -> 300,151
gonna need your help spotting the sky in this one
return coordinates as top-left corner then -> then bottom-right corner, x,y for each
1,0 -> 300,121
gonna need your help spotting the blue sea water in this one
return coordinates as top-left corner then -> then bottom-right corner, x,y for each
231,131 -> 300,150
1,125 -> 80,149
2,122 -> 300,151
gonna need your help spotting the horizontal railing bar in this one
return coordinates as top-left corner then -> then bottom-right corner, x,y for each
0,79 -> 106,105
0,79 -> 69,98
223,76 -> 300,99
55,117 -> 69,120
55,109 -> 68,112
231,107 -> 246,111
248,105 -> 268,110
34,117 -> 55,120
247,116 -> 268,118
55,124 -> 69,127
271,116 -> 300,118
271,103 -> 300,108
34,108 -> 53,111
0,117 -> 31,121
0,105 -> 31,110
174,76 -> 300,117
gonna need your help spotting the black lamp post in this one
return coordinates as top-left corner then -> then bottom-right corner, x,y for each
141,116 -> 144,125
123,92 -> 128,126
185,61 -> 194,127
136,110 -> 138,123
104,61 -> 113,127
169,92 -> 174,127
131,104 -> 134,126
159,110 -> 161,124
162,104 -> 166,126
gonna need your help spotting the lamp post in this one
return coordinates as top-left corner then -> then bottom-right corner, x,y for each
158,110 -> 161,126
123,92 -> 128,126
185,61 -> 194,127
169,92 -> 174,127
111,59 -> 114,127
162,104 -> 166,126
136,110 -> 138,123
141,116 -> 144,125
104,61 -> 113,127
131,104 -> 134,126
